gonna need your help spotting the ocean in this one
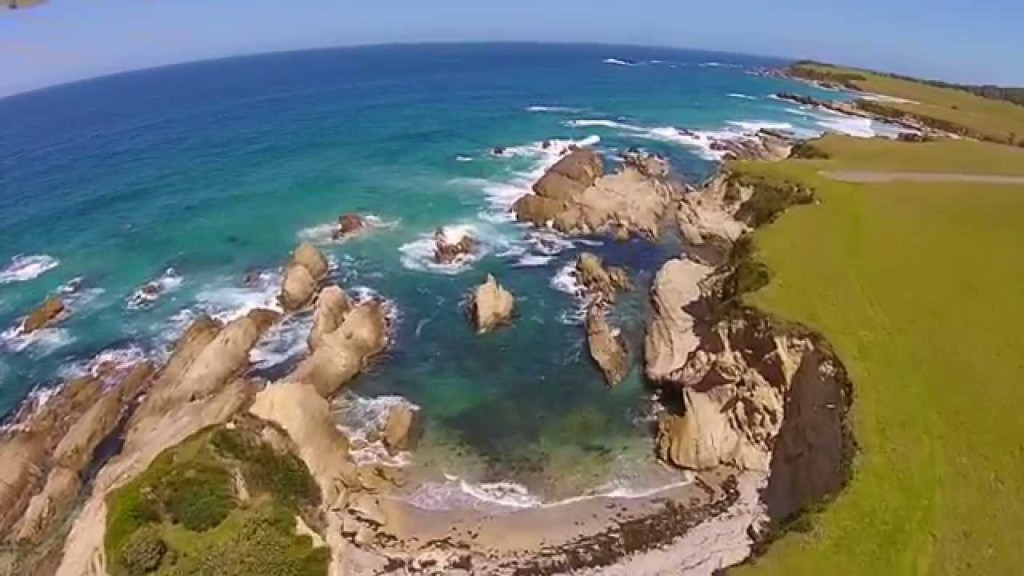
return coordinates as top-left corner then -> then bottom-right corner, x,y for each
0,43 -> 885,507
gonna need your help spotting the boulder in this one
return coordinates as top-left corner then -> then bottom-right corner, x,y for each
279,243 -> 329,312
308,286 -> 351,351
586,303 -> 628,387
22,296 -> 65,334
434,227 -> 476,265
576,253 -> 631,302
293,299 -> 389,398
334,214 -> 367,239
468,274 -> 515,334
381,403 -> 417,453
513,195 -> 566,227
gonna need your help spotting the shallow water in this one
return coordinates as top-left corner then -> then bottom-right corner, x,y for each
0,44 -> 883,503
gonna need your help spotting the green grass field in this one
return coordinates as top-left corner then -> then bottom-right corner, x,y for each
790,63 -> 1024,145
730,137 -> 1024,575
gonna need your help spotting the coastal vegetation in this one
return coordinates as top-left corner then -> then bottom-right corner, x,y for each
105,425 -> 328,576
728,134 -> 1024,574
788,62 -> 1024,145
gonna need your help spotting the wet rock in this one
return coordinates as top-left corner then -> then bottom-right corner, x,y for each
576,252 -> 631,303
333,214 -> 367,240
22,296 -> 65,334
279,242 -> 329,312
586,303 -> 628,387
468,274 -> 515,334
434,227 -> 477,265
382,403 -> 417,453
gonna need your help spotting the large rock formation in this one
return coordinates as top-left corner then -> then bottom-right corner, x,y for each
56,310 -> 277,576
655,316 -> 847,480
644,258 -> 713,384
514,149 -> 674,240
291,285 -> 389,398
468,274 -> 515,334
586,303 -> 628,387
710,130 -> 795,162
21,296 -> 65,334
675,173 -> 751,251
280,242 -> 330,311
0,363 -> 153,544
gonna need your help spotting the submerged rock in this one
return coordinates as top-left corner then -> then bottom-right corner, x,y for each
280,242 -> 329,312
468,274 -> 515,334
586,303 -> 628,387
434,226 -> 477,265
22,296 -> 65,334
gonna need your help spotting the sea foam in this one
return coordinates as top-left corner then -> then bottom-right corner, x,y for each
0,254 -> 59,285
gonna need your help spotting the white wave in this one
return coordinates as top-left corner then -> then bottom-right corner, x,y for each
526,105 -> 582,113
727,120 -> 794,132
550,262 -> 583,298
455,155 -> 474,163
195,269 -> 284,322
817,115 -> 876,138
524,229 -> 575,256
0,254 -> 59,285
333,392 -> 418,467
700,61 -> 741,68
250,313 -> 313,371
126,268 -> 183,310
58,344 -> 150,383
564,119 -> 632,130
602,58 -> 635,67
728,93 -> 758,100
349,285 -> 402,330
1,324 -> 73,355
513,254 -> 555,267
403,473 -> 695,513
399,224 -> 484,276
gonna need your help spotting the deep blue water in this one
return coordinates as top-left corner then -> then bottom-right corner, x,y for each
0,44 -> 871,500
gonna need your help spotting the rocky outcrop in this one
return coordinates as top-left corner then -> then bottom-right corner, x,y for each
514,149 -> 674,240
334,214 -> 367,240
292,284 -> 389,398
586,303 -> 628,387
576,252 -> 631,303
434,227 -> 477,265
468,274 -> 515,334
675,173 -> 751,252
644,258 -> 713,384
0,363 -> 153,543
56,311 -> 277,576
280,242 -> 330,312
21,296 -> 65,334
710,130 -> 795,162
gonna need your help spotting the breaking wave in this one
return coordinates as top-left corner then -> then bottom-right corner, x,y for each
0,254 -> 59,285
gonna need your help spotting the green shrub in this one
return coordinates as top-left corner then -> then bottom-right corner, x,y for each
732,173 -> 814,227
212,428 -> 319,509
790,141 -> 830,159
161,464 -> 234,532
106,483 -> 162,557
118,526 -> 168,575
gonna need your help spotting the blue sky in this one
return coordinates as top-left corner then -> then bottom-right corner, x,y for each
1,0 -> 1021,97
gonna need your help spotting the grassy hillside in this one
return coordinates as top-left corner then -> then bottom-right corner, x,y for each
789,63 -> 1024,145
731,137 -> 1024,574
105,425 -> 327,576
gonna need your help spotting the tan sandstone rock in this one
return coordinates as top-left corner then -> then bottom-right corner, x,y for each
280,242 -> 330,311
644,258 -> 713,384
576,252 -> 631,303
22,296 -> 65,334
586,303 -> 628,387
469,274 -> 515,334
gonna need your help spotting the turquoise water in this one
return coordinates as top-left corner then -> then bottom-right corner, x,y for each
0,44 -> 874,502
